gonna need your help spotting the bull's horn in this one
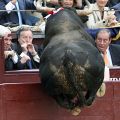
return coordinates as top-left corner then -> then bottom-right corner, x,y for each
96,82 -> 106,97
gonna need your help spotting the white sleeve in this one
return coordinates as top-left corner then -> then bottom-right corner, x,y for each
5,1 -> 15,14
12,53 -> 18,64
33,54 -> 40,63
20,52 -> 27,57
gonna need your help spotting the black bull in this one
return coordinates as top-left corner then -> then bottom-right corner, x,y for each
39,8 -> 105,109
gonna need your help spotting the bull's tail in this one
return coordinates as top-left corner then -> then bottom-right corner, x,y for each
63,49 -> 86,108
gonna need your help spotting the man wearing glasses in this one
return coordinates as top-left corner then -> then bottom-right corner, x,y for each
95,28 -> 120,66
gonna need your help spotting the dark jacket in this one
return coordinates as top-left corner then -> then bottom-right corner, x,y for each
109,44 -> 120,66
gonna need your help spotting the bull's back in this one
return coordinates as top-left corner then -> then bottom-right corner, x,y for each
44,8 -> 95,47
40,8 -> 105,109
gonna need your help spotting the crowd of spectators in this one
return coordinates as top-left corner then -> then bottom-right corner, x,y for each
0,25 -> 40,70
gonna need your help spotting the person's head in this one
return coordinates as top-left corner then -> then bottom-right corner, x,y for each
58,0 -> 77,8
95,29 -> 111,54
17,27 -> 33,45
0,25 -> 12,51
96,0 -> 108,8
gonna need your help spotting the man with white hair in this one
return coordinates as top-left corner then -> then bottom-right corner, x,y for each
0,25 -> 19,70
0,25 -> 11,37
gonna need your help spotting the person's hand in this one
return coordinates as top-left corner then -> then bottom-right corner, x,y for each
20,55 -> 30,64
108,15 -> 118,26
4,50 -> 15,59
27,43 -> 37,55
42,7 -> 55,12
105,13 -> 115,21
105,10 -> 118,26
34,0 -> 55,12
83,4 -> 93,15
11,0 -> 17,5
76,9 -> 93,16
21,43 -> 28,52
36,6 -> 55,12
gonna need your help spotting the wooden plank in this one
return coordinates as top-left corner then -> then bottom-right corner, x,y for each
0,82 -> 115,120
0,86 -> 3,120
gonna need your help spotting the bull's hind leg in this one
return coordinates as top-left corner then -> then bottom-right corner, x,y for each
85,83 -> 105,106
85,82 -> 106,106
85,85 -> 100,106
85,92 -> 95,106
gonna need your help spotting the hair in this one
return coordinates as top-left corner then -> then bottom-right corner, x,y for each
95,29 -> 111,40
0,25 -> 11,37
58,0 -> 77,7
17,27 -> 32,39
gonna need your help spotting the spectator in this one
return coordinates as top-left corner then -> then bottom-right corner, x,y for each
0,0 -> 55,26
0,25 -> 19,70
43,0 -> 92,25
57,0 -> 92,16
82,0 -> 119,8
95,28 -> 120,66
15,27 -> 40,69
29,0 -> 55,24
39,0 -> 92,33
84,0 -> 118,29
34,0 -> 55,12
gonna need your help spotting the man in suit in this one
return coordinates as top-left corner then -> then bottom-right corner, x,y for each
0,0 -> 40,26
95,28 -> 120,66
15,27 -> 40,69
0,25 -> 19,70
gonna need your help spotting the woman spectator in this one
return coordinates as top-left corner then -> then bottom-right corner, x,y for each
84,0 -> 118,29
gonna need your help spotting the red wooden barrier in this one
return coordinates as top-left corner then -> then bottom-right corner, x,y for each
0,78 -> 120,120
0,36 -> 120,120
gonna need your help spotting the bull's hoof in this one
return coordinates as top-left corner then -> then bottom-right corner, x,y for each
71,107 -> 81,116
96,82 -> 106,97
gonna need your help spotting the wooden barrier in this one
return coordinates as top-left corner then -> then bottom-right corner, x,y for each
0,35 -> 120,120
